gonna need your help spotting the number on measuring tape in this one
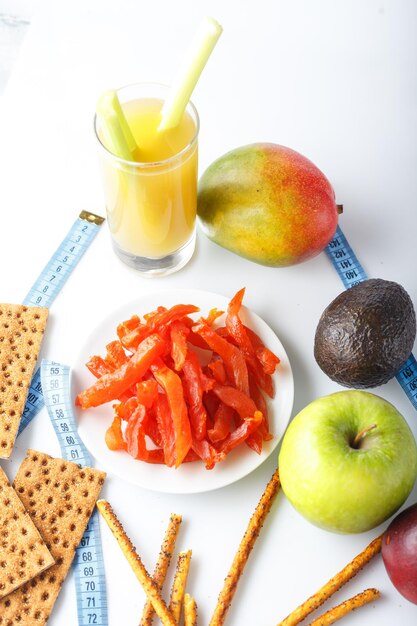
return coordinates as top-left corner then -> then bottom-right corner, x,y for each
396,354 -> 417,412
325,226 -> 368,288
17,211 -> 104,436
23,211 -> 104,309
326,225 -> 417,412
40,360 -> 108,626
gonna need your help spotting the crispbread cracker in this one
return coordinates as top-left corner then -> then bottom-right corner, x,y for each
0,450 -> 106,625
0,304 -> 48,459
0,466 -> 54,599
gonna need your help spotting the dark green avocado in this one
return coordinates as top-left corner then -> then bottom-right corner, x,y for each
314,278 -> 416,388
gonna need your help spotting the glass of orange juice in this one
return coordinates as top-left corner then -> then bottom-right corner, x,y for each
94,83 -> 199,275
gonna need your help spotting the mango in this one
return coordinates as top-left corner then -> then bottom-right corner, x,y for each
197,143 -> 339,267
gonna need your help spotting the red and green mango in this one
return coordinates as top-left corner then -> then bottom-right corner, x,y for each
197,143 -> 339,267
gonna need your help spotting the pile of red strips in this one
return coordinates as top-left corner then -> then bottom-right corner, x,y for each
75,288 -> 280,469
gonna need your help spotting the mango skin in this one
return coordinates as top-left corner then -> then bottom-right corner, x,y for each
197,143 -> 338,267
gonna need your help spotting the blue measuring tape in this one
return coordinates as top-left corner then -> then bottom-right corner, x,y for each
18,211 -> 104,435
326,225 -> 417,411
40,360 -> 108,626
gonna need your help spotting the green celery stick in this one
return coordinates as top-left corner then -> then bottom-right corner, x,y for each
158,16 -> 223,131
96,90 -> 140,161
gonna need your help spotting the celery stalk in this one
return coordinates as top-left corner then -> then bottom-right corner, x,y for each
158,16 -> 223,131
96,90 -> 140,161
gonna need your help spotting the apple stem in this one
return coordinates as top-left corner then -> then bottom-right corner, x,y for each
352,423 -> 377,448
337,204 -> 344,214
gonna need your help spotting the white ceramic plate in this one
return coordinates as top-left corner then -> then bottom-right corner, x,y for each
73,289 -> 294,494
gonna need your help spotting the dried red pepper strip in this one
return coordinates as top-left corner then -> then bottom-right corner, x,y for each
207,357 -> 226,385
143,406 -> 163,448
148,304 -> 199,332
215,325 -> 229,339
105,340 -> 129,369
182,316 -> 212,351
225,287 -> 254,356
170,321 -> 189,371
114,380 -> 158,422
246,428 -> 263,454
86,355 -> 114,378
217,321 -> 276,398
125,404 -> 148,459
245,326 -> 280,374
247,359 -> 274,399
116,314 -> 140,340
220,311 -> 276,400
144,449 -> 166,464
192,322 -> 249,396
207,403 -> 235,443
120,323 -> 150,352
120,307 -> 169,351
124,404 -> 166,463
201,372 -> 215,392
114,396 -> 138,420
105,416 -> 127,451
191,436 -> 222,470
155,392 -> 176,467
143,306 -> 167,321
249,374 -> 273,441
152,361 -> 192,467
181,449 -> 201,463
182,351 -> 208,441
202,307 -> 224,326
136,379 -> 158,409
218,412 -> 263,455
212,384 -> 259,420
120,305 -> 199,351
225,287 -> 274,393
203,391 -> 219,430
212,384 -> 265,453
256,347 -> 280,375
76,334 -> 166,409
87,356 -> 135,403
219,325 -> 274,397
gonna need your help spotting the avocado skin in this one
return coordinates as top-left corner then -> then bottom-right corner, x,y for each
314,279 -> 416,388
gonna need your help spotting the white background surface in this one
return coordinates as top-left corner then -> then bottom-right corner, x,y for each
0,0 -> 32,94
0,1 -> 416,625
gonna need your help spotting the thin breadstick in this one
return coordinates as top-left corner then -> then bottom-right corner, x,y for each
307,588 -> 380,626
184,593 -> 198,626
277,534 -> 383,626
96,499 -> 177,626
139,513 -> 182,626
209,469 -> 281,626
169,550 -> 192,623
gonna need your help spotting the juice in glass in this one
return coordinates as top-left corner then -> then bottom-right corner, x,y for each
95,83 -> 199,275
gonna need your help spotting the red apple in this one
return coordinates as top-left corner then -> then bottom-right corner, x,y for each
382,502 -> 417,603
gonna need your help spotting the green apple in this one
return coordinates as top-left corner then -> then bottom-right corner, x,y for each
279,391 -> 417,533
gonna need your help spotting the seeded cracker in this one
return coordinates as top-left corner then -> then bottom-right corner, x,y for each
0,304 -> 48,459
0,450 -> 106,625
0,466 -> 54,599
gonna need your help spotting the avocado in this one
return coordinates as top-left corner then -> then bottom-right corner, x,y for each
314,278 -> 416,388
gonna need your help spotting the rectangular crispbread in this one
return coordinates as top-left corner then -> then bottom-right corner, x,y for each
0,450 -> 106,625
0,466 -> 55,599
0,304 -> 48,459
